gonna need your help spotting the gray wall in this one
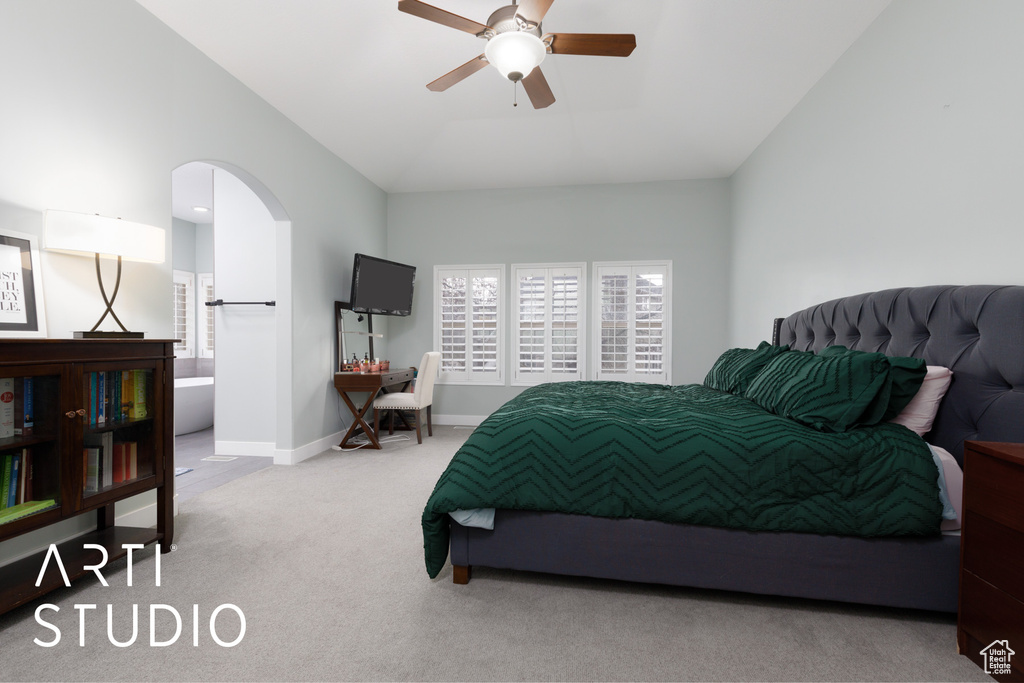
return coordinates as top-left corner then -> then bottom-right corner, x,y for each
0,0 -> 386,559
172,218 -> 197,272
387,180 -> 732,419
730,0 -> 1024,346
0,0 -> 387,456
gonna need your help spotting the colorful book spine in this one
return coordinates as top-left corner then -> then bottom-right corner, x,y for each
128,442 -> 138,479
7,454 -> 19,507
133,370 -> 148,419
121,371 -> 132,420
89,372 -> 98,426
98,371 -> 107,425
112,371 -> 121,423
20,448 -> 30,503
18,377 -> 33,436
0,378 -> 14,438
0,455 -> 11,510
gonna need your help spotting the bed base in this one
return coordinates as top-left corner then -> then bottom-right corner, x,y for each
450,510 -> 960,612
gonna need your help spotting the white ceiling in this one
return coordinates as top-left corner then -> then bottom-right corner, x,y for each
140,0 -> 890,197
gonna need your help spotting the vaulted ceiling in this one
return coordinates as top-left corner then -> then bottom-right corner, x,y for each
139,0 -> 890,194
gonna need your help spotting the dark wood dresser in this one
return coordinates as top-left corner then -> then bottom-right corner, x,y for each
958,441 -> 1024,681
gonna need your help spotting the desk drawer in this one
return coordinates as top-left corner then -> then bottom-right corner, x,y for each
384,369 -> 414,385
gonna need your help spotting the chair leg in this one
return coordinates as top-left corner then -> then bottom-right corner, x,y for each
427,405 -> 433,437
388,409 -> 394,435
373,409 -> 380,440
414,409 -> 422,444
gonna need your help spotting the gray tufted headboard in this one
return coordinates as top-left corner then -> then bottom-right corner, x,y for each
774,285 -> 1024,465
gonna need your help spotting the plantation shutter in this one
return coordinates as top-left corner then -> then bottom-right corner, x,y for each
436,266 -> 504,384
173,270 -> 194,358
593,262 -> 670,383
513,264 -> 585,385
198,273 -> 215,358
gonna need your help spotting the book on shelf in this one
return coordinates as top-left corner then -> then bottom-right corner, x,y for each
19,448 -> 31,503
89,372 -> 98,426
0,454 -> 10,509
128,441 -> 138,479
7,454 -> 19,508
0,377 -> 14,438
112,370 -> 121,422
14,377 -> 33,436
0,498 -> 57,525
122,371 -> 134,419
0,451 -> 26,509
84,447 -> 101,493
131,369 -> 148,419
113,442 -> 125,484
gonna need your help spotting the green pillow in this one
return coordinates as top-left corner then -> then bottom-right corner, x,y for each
703,341 -> 790,395
817,346 -> 926,420
744,347 -> 893,432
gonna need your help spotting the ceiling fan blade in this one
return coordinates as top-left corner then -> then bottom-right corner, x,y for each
515,0 -> 554,25
545,33 -> 637,57
522,67 -> 555,109
398,0 -> 490,35
426,55 -> 489,92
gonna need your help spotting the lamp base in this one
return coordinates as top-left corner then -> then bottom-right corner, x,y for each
74,330 -> 145,339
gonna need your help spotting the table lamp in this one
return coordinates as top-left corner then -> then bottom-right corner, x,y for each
43,210 -> 165,338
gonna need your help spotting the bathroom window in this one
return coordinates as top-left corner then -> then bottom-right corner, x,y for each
198,272 -> 214,358
173,270 -> 195,358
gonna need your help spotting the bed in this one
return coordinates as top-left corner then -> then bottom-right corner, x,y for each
424,285 -> 1024,612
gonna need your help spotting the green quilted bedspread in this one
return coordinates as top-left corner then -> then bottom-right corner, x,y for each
422,381 -> 942,578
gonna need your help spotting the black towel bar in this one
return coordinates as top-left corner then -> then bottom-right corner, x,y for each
205,299 -> 276,307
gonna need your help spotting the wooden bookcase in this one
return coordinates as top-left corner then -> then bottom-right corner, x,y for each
0,339 -> 174,615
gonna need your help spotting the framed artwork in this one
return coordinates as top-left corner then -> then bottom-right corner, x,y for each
0,229 -> 47,338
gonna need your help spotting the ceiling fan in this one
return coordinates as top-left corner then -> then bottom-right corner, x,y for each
398,0 -> 637,109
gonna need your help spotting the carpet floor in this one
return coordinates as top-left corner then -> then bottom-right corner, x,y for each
0,426 -> 988,682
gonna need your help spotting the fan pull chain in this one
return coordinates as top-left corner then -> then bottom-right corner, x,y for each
513,80 -> 518,107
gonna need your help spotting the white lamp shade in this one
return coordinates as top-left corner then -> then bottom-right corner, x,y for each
484,31 -> 546,81
44,210 -> 165,263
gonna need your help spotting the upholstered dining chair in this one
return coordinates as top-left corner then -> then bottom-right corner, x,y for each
373,351 -> 440,444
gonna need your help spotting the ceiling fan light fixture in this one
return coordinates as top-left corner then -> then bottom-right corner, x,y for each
484,30 -> 546,82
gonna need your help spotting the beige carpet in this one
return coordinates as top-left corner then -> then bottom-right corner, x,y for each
0,426 -> 988,682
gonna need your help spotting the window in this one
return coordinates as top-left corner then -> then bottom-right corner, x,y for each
197,272 -> 215,359
512,263 -> 586,385
435,265 -> 504,385
592,261 -> 671,383
172,270 -> 195,358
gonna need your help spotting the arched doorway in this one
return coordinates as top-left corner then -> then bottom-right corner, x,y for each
171,161 -> 292,465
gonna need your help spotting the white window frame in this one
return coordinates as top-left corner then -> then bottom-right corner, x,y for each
434,264 -> 505,386
512,262 -> 587,386
592,260 -> 672,384
173,269 -> 195,359
197,272 -> 215,359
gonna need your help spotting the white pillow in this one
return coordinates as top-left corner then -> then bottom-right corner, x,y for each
888,365 -> 952,436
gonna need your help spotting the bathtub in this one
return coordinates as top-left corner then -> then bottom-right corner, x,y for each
174,376 -> 214,436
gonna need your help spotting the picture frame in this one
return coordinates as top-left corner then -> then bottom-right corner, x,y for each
0,229 -> 47,338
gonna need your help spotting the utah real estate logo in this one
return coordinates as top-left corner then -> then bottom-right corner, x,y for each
981,639 -> 1015,677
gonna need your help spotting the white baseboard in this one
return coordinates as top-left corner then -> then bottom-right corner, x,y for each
274,431 -> 344,465
433,414 -> 485,427
215,440 -> 276,458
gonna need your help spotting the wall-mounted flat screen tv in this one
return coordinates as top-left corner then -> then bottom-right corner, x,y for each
349,253 -> 416,316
